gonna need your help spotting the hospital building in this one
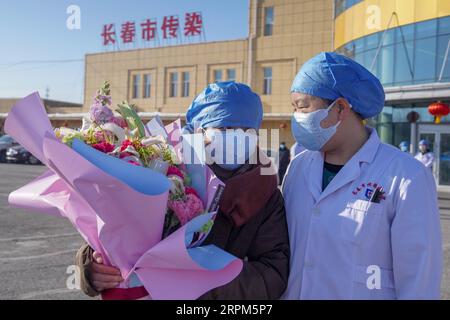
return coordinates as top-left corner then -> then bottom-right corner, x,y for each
1,0 -> 449,186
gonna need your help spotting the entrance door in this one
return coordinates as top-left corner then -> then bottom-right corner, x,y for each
418,124 -> 450,186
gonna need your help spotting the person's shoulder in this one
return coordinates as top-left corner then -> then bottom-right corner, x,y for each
290,149 -> 315,167
377,142 -> 429,178
282,149 -> 315,189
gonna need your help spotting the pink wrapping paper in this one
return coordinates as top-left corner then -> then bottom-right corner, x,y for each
4,92 -> 243,299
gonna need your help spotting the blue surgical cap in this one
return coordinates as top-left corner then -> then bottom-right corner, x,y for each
419,139 -> 429,146
184,81 -> 263,133
291,52 -> 385,119
399,141 -> 409,148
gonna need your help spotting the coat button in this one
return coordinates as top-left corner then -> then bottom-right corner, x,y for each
312,207 -> 320,215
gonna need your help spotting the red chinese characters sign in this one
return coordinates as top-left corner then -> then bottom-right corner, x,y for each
101,12 -> 204,47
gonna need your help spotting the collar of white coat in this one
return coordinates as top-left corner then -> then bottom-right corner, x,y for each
348,126 -> 380,164
313,126 -> 380,165
308,127 -> 381,203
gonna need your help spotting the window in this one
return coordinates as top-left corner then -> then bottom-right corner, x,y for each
132,75 -> 141,99
263,67 -> 272,95
415,19 -> 437,40
226,69 -> 236,81
143,74 -> 151,98
394,41 -> 414,85
379,45 -> 394,85
169,72 -> 178,97
438,16 -> 450,36
414,37 -> 437,83
382,28 -> 395,46
182,72 -> 190,97
264,7 -> 274,36
213,70 -> 222,82
364,33 -> 380,50
395,24 -> 414,43
437,34 -> 450,81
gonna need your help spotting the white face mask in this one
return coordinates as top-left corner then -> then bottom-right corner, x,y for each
291,100 -> 344,151
204,128 -> 258,170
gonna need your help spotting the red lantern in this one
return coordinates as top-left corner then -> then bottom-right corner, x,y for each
428,101 -> 450,124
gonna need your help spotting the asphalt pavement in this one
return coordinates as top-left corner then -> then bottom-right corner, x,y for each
0,163 -> 449,299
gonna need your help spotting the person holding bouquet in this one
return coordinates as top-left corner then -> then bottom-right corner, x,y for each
76,81 -> 290,300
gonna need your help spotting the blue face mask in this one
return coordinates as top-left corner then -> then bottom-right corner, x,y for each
291,100 -> 342,151
205,129 -> 258,171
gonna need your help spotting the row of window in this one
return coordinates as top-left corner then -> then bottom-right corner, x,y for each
264,7 -> 274,36
213,68 -> 236,82
131,71 -> 191,99
131,66 -> 274,100
169,72 -> 191,97
132,74 -> 152,99
337,17 -> 450,86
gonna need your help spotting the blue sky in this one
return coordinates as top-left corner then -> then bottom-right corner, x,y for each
0,0 -> 249,103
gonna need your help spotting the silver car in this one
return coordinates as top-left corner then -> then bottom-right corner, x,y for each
0,135 -> 17,163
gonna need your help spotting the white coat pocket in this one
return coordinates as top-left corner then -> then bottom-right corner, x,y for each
339,199 -> 383,246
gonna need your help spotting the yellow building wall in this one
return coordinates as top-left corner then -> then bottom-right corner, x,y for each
249,0 -> 334,114
84,0 -> 335,148
84,39 -> 248,113
334,0 -> 450,49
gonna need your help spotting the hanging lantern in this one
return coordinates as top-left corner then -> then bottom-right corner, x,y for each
428,101 -> 450,124
407,111 -> 419,123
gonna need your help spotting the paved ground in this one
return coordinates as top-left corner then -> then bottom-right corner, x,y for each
0,163 -> 88,300
0,163 -> 449,300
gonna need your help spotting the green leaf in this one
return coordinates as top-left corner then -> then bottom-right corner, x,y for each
116,102 -> 146,138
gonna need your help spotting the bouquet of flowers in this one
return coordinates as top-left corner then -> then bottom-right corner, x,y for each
55,82 -> 207,240
4,82 -> 242,300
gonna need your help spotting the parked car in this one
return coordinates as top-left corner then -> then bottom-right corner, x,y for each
0,135 -> 17,163
6,145 -> 41,165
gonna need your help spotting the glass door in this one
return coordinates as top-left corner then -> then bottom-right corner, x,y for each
440,133 -> 450,186
419,124 -> 450,186
418,132 -> 437,178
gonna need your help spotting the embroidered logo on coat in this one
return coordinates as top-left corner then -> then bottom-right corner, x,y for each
352,182 -> 386,201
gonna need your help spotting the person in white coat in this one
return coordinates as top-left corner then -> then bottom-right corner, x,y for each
415,139 -> 435,170
282,52 -> 442,300
290,142 -> 306,160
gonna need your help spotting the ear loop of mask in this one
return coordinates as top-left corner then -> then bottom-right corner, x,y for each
327,100 -> 353,128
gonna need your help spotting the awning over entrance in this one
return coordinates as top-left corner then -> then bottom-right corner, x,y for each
385,82 -> 450,104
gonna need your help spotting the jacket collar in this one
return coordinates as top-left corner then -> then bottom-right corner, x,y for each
307,127 -> 381,204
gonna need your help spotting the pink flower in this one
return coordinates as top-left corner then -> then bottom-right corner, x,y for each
92,142 -> 115,153
112,116 -> 128,129
120,140 -> 133,152
167,166 -> 184,179
185,187 -> 200,198
94,131 -> 113,143
168,194 -> 204,225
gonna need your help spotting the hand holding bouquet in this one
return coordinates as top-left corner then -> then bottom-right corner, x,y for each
4,82 -> 242,300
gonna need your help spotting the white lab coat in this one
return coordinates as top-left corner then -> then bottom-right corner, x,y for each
282,128 -> 442,299
415,151 -> 435,169
290,142 -> 306,160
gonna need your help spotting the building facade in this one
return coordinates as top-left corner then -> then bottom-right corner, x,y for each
0,98 -> 82,134
83,0 -> 334,147
334,0 -> 450,186
1,0 -> 449,185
